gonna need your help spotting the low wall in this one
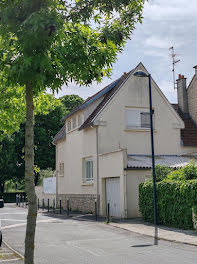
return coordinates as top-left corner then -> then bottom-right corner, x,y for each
35,186 -> 55,207
57,194 -> 100,214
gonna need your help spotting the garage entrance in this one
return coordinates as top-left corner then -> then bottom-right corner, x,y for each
106,177 -> 121,217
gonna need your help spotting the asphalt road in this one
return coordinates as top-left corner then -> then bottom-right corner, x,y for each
1,204 -> 197,264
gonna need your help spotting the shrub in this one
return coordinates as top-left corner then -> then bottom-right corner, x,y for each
139,180 -> 197,229
154,164 -> 172,182
166,161 -> 197,181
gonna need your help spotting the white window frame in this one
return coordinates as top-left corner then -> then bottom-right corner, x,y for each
59,162 -> 64,177
125,108 -> 153,129
84,159 -> 93,183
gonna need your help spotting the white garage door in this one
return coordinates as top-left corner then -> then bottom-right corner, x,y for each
106,177 -> 121,218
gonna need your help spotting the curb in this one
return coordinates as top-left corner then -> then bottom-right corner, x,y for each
2,240 -> 24,260
109,223 -> 197,247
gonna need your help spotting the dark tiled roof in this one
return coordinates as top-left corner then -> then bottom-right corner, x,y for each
172,104 -> 197,146
79,69 -> 135,130
53,124 -> 66,144
62,78 -> 121,122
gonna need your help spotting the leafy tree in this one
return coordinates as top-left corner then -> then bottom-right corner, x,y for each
0,136 -> 17,193
60,94 -> 84,112
0,0 -> 145,262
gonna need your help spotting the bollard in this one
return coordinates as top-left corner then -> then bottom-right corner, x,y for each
16,195 -> 18,206
19,195 -> 21,207
22,196 -> 25,208
42,199 -> 45,211
25,196 -> 28,208
95,199 -> 98,221
38,198 -> 40,210
107,202 -> 110,224
60,200 -> 62,214
67,199 -> 69,217
53,198 -> 55,213
48,199 -> 49,213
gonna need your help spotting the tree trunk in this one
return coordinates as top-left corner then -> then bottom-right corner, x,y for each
25,83 -> 37,264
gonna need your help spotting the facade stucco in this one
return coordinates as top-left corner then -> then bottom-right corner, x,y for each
188,74 -> 197,124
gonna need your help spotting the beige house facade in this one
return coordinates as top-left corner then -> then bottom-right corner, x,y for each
53,63 -> 197,218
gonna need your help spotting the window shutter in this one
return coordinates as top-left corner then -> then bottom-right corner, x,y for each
126,109 -> 140,128
141,112 -> 150,128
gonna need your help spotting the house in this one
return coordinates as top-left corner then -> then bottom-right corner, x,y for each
53,62 -> 197,218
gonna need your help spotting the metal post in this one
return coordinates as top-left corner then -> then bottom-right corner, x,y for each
53,198 -> 55,213
16,195 -> 18,206
23,196 -> 25,208
67,199 -> 69,217
42,199 -> 44,211
107,202 -> 110,224
95,199 -> 97,221
25,196 -> 28,208
38,198 -> 39,211
60,200 -> 62,214
149,74 -> 158,226
18,195 -> 21,207
48,199 -> 49,212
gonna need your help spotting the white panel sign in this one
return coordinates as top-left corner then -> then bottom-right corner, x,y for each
43,177 -> 56,194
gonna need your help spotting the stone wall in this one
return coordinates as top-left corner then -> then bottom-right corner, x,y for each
57,194 -> 100,214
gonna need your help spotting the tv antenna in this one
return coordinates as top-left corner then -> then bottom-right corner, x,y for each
169,46 -> 180,89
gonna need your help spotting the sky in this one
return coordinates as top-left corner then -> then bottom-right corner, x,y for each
55,0 -> 197,103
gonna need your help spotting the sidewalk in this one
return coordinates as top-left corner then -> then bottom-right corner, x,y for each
109,218 -> 197,246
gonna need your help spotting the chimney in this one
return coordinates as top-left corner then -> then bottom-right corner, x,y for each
193,65 -> 197,75
177,74 -> 189,114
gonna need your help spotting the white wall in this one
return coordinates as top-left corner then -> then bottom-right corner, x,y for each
56,128 -> 97,196
126,170 -> 151,218
96,65 -> 186,156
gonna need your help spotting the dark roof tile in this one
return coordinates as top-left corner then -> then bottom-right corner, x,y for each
53,124 -> 66,144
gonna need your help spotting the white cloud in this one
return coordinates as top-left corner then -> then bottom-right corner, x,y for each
53,0 -> 197,103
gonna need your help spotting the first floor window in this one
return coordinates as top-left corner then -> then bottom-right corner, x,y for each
67,120 -> 72,132
85,160 -> 93,182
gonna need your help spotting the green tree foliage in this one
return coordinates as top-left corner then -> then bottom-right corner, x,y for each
166,161 -> 197,181
154,164 -> 172,182
0,136 -> 17,192
0,1 -> 145,262
60,94 -> 84,113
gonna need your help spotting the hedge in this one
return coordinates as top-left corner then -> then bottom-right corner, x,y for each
139,180 -> 197,229
0,192 -> 25,203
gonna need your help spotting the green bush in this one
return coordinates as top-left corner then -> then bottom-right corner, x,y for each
139,180 -> 197,229
166,161 -> 197,181
155,164 -> 172,182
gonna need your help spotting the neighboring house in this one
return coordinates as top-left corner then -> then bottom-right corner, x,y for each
53,62 -> 197,218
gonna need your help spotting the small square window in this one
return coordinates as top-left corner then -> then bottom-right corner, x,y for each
59,163 -> 64,177
73,117 -> 77,129
67,120 -> 72,132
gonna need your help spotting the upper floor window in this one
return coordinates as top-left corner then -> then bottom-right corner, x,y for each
59,162 -> 64,177
67,120 -> 72,132
78,115 -> 82,126
125,108 -> 151,129
73,117 -> 77,129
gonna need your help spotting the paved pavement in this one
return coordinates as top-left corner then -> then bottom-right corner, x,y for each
110,219 -> 197,246
1,204 -> 197,264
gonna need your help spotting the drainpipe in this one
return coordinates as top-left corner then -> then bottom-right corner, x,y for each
96,126 -> 100,214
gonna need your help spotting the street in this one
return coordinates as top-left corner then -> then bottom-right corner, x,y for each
1,204 -> 197,264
